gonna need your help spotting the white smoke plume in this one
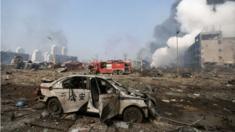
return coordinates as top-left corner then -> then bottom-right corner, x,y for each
2,0 -> 68,54
151,0 -> 235,68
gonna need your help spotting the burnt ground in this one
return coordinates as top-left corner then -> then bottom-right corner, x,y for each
1,67 -> 235,132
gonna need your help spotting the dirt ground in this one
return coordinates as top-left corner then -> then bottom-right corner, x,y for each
1,66 -> 235,132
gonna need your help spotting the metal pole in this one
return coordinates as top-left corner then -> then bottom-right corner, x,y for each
140,59 -> 143,72
176,31 -> 179,77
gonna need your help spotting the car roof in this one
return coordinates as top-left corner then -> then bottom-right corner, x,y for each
62,74 -> 111,79
41,74 -> 112,88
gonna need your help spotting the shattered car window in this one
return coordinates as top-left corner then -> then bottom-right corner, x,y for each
62,77 -> 87,89
97,78 -> 115,94
107,79 -> 128,91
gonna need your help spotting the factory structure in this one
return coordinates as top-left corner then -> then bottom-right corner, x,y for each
0,50 -> 30,65
1,45 -> 77,65
184,31 -> 235,69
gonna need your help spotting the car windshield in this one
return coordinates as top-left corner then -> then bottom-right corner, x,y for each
107,78 -> 128,91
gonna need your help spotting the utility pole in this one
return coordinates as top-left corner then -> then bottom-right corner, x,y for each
140,59 -> 143,72
176,30 -> 180,77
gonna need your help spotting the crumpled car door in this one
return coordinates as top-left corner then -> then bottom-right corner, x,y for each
98,93 -> 120,122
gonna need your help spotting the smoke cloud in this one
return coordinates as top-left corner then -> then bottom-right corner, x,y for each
104,35 -> 141,60
151,0 -> 235,68
2,0 -> 68,54
137,0 -> 181,62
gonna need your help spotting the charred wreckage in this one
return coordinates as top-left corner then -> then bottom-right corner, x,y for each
37,75 -> 157,122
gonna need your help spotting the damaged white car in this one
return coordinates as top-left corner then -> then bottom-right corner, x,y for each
38,75 -> 157,122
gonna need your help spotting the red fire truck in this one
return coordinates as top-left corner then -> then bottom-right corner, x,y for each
89,60 -> 132,74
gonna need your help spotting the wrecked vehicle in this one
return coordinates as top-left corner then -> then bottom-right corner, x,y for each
38,75 -> 157,122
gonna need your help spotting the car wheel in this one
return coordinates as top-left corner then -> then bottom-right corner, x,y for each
118,70 -> 124,75
123,106 -> 143,123
113,70 -> 118,75
47,98 -> 62,115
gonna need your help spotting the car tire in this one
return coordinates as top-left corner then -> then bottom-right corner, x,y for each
113,70 -> 118,75
47,98 -> 62,115
118,70 -> 124,75
123,106 -> 143,123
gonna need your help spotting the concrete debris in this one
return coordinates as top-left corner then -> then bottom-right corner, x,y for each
193,93 -> 200,97
226,84 -> 233,87
176,89 -> 183,92
56,67 -> 67,73
223,108 -> 231,113
113,121 -> 130,129
162,99 -> 170,103
178,126 -> 201,132
70,128 -> 89,132
5,75 -> 10,80
41,110 -> 49,118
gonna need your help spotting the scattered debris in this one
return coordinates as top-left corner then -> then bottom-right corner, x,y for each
25,118 -> 75,131
61,61 -> 84,71
141,68 -> 163,77
6,71 -> 12,75
227,79 -> 235,85
41,110 -> 49,118
1,67 -> 235,131
193,93 -> 200,97
178,126 -> 201,132
64,114 -> 78,121
232,99 -> 235,103
113,121 -> 131,129
56,67 -> 67,73
162,99 -> 170,103
15,98 -> 28,108
32,102 -> 45,110
181,72 -> 193,78
70,128 -> 90,132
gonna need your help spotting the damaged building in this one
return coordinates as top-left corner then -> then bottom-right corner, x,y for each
184,31 -> 235,69
0,51 -> 30,64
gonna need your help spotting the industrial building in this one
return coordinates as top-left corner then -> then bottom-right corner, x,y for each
1,45 -> 77,65
0,51 -> 30,65
184,31 -> 235,69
